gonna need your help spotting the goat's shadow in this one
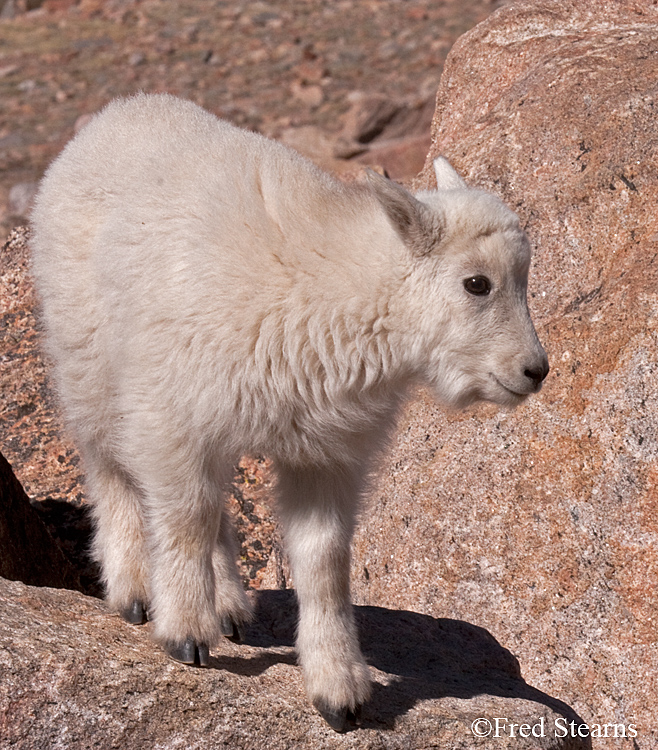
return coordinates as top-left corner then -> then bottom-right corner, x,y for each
220,589 -> 589,738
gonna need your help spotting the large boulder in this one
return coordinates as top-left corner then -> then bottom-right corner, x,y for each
0,577 -> 588,748
352,0 -> 657,745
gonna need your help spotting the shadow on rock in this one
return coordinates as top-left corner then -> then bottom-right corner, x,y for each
243,589 -> 589,736
31,496 -> 103,597
208,650 -> 298,676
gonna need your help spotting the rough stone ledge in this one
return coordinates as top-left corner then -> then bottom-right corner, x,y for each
0,578 -> 589,749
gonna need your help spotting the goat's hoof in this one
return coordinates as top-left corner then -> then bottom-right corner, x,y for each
164,637 -> 210,667
120,599 -> 148,625
314,701 -> 363,733
220,615 -> 245,643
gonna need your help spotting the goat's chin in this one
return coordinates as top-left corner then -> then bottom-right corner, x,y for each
485,377 -> 532,409
490,389 -> 529,409
431,377 -> 530,411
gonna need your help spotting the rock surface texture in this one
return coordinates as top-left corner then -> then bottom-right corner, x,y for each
351,1 -> 657,747
0,577 -> 588,749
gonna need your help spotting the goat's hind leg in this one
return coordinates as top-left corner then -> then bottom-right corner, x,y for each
143,455 -> 251,667
87,451 -> 150,625
213,507 -> 253,643
145,485 -> 220,666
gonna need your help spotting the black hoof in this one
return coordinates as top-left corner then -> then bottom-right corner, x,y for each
220,615 -> 245,644
314,702 -> 363,733
164,637 -> 210,667
120,600 -> 148,625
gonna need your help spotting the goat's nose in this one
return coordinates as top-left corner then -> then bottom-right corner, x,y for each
524,357 -> 550,390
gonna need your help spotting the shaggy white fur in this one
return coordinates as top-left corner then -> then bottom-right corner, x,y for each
30,93 -> 548,731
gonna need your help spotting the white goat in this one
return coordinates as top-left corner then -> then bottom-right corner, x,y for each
31,93 -> 548,732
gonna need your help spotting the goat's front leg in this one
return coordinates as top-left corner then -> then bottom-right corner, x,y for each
276,464 -> 371,732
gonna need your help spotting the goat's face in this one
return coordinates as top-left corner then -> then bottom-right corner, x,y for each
368,161 -> 548,410
417,207 -> 549,409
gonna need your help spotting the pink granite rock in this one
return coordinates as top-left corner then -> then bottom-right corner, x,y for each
0,577 -> 588,748
352,1 -> 657,746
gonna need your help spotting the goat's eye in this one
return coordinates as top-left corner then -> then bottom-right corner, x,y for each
463,276 -> 491,296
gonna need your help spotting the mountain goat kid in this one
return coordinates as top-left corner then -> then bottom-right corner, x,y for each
31,94 -> 548,732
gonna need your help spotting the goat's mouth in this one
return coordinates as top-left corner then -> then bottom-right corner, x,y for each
489,374 -> 530,402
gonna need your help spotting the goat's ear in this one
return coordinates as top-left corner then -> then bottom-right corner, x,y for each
366,169 -> 443,257
433,156 -> 467,190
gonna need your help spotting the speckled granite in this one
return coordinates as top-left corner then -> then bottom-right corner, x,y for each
352,1 -> 657,745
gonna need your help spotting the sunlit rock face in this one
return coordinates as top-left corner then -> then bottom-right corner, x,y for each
353,0 -> 658,742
